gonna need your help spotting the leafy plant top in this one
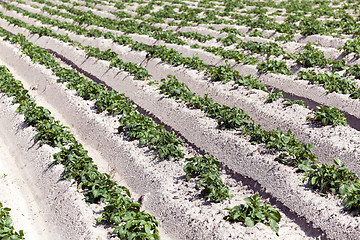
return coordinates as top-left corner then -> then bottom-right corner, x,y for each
296,70 -> 357,95
296,43 -> 329,68
184,155 -> 232,202
257,59 -> 292,75
224,194 -> 281,235
307,105 -> 347,127
265,90 -> 284,103
341,38 -> 360,58
303,158 -> 358,195
0,202 -> 24,240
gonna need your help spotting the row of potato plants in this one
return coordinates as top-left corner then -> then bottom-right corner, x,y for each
11,0 -> 360,232
210,33 -> 360,98
83,0 -> 360,61
2,1 -> 358,228
123,0 -> 360,70
29,0 -> 215,45
0,39 -> 160,240
0,21 -> 284,234
11,0 -> 360,100
133,0 -> 360,43
0,2 -> 351,132
86,0 -> 360,214
39,0 -> 359,60
0,23 -> 232,202
12,6 -> 350,128
134,0 -> 360,37
16,0 -> 350,206
0,202 -> 24,240
156,74 -> 360,215
69,0 -> 360,40
0,2 -> 322,67
0,8 -> 233,201
0,3 -> 349,128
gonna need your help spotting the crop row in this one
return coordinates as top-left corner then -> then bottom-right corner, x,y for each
156,74 -> 360,210
0,5 -> 348,143
47,0 -> 360,34
70,0 -> 360,39
1,0 -> 356,148
0,41 -> 160,240
0,24 -> 290,235
31,0 -> 360,62
4,0 -> 360,103
0,0 -> 354,168
0,202 -> 24,240
1,4 -> 360,220
130,0 -> 360,37
0,1 -> 357,131
0,23 -> 231,202
2,0 -> 360,236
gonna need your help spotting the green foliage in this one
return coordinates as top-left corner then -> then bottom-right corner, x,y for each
343,181 -> 360,215
177,31 -> 214,42
307,105 -> 347,126
345,65 -> 360,79
249,127 -> 317,170
257,59 -> 292,75
0,39 -> 160,238
184,155 -> 232,202
159,75 -> 253,131
6,0 -> 360,219
146,45 -> 206,71
0,23 -> 231,212
219,27 -> 243,35
296,70 -> 357,94
95,90 -> 134,116
159,75 -> 194,100
111,11 -> 131,19
233,75 -> 267,91
300,17 -> 329,36
224,194 -> 281,235
151,30 -> 186,45
296,43 -> 329,68
0,203 -> 24,240
119,111 -> 185,160
340,37 -> 360,58
274,34 -> 294,42
158,75 -> 314,170
350,90 -> 360,99
202,46 -> 257,65
114,2 -> 125,9
84,46 -> 151,80
303,158 -> 358,195
236,40 -> 285,57
249,29 -> 266,38
265,90 -> 284,103
282,99 -> 305,107
217,34 -> 239,46
206,61 -> 239,83
331,59 -> 348,72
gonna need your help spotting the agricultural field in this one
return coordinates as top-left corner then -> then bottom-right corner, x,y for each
0,0 -> 360,239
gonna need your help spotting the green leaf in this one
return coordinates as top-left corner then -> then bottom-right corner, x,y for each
245,217 -> 255,227
269,218 -> 279,235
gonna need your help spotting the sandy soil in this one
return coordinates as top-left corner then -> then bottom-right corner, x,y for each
0,93 -> 109,240
0,30 -> 324,240
4,0 -> 360,124
0,1 -> 360,239
2,8 -> 358,176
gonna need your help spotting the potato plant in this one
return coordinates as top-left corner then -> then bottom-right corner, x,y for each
224,194 -> 281,235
